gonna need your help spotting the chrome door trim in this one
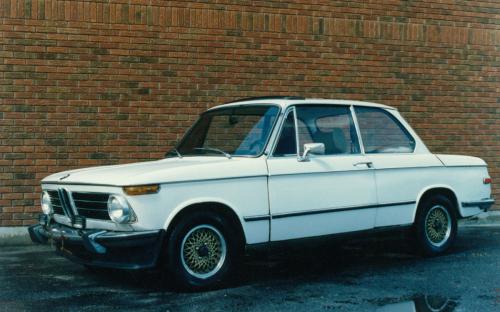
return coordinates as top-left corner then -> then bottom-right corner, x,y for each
243,200 -> 416,222
243,215 -> 271,222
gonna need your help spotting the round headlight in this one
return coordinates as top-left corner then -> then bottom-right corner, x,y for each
107,195 -> 134,223
41,191 -> 53,215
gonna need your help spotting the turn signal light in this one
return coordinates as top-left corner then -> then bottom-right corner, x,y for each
483,178 -> 492,184
123,184 -> 160,196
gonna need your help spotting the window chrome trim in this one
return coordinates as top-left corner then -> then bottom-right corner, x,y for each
350,105 -> 365,155
263,111 -> 284,156
268,106 -> 297,158
292,106 -> 300,160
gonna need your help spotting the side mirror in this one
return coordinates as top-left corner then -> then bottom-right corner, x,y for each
298,143 -> 325,162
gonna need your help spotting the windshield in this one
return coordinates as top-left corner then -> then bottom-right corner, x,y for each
171,105 -> 280,157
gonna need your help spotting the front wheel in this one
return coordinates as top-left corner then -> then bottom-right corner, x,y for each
414,195 -> 457,256
164,212 -> 241,291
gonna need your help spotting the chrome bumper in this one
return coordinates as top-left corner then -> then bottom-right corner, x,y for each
462,198 -> 495,211
29,220 -> 165,269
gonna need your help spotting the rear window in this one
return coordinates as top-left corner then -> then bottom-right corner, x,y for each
355,107 -> 415,153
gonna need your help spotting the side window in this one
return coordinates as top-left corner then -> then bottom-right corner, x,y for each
355,107 -> 415,153
296,117 -> 314,154
296,105 -> 360,155
273,111 -> 297,156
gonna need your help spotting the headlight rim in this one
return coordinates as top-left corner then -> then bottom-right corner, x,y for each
107,194 -> 135,224
41,191 -> 53,215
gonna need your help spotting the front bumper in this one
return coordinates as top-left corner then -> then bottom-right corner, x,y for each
29,220 -> 165,270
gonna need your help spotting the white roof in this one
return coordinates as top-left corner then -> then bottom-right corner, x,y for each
211,98 -> 395,111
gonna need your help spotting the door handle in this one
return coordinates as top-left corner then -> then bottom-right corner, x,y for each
353,161 -> 373,168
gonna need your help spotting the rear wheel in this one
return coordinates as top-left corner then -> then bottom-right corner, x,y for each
164,211 -> 241,291
414,194 -> 457,256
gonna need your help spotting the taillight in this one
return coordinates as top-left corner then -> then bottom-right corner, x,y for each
483,178 -> 492,184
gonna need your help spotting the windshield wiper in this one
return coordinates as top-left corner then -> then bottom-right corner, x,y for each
194,147 -> 232,159
173,148 -> 183,158
165,148 -> 182,159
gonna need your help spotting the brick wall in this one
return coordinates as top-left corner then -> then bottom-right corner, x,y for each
1,0 -> 498,226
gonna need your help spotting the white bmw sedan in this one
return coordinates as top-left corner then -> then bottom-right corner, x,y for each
30,96 -> 494,290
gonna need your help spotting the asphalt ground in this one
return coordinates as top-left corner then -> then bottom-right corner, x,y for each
0,225 -> 499,312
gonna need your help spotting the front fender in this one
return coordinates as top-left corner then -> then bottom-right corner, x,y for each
162,197 -> 243,232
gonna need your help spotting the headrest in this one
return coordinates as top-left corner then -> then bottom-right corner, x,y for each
331,128 -> 347,154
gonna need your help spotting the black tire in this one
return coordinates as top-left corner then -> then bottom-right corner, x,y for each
414,194 -> 457,256
164,211 -> 241,291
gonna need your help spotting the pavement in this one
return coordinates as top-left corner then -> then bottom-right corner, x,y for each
459,211 -> 500,226
0,225 -> 499,311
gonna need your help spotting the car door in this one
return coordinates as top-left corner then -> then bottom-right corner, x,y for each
266,104 -> 378,241
353,106 -> 443,227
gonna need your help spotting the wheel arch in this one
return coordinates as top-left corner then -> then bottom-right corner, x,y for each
164,199 -> 247,248
413,185 -> 460,221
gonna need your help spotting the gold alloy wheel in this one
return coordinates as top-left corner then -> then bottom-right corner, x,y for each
424,205 -> 452,247
180,224 -> 227,279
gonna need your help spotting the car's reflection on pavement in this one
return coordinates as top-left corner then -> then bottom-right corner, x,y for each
377,295 -> 457,312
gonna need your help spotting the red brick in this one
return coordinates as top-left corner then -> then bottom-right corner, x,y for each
0,1 -> 498,227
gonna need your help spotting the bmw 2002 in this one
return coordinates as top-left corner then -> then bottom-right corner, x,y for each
29,96 -> 495,290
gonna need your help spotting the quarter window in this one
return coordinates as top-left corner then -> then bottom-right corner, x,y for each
355,107 -> 415,153
273,111 -> 297,156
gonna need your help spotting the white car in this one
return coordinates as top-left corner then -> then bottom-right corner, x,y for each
29,96 -> 494,290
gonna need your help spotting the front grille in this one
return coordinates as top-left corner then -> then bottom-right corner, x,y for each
72,192 -> 111,220
45,189 -> 111,221
47,190 -> 64,215
59,188 -> 74,218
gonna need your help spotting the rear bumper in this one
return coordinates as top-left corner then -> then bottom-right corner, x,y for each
28,221 -> 165,270
462,198 -> 495,212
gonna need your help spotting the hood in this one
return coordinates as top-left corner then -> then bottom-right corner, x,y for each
42,157 -> 268,186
